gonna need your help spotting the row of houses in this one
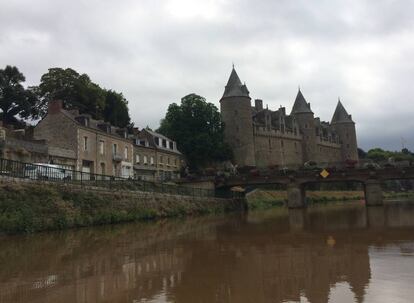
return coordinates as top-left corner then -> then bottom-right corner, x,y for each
0,100 -> 183,181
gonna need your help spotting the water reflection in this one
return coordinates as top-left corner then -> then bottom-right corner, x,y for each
1,202 -> 414,303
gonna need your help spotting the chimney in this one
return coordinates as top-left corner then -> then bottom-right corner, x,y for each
255,99 -> 263,111
48,100 -> 63,115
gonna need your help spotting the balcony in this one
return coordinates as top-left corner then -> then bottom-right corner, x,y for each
112,153 -> 123,162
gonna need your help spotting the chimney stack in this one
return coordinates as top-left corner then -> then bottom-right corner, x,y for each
48,100 -> 63,115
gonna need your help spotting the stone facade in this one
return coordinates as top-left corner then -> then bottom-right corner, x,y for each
0,124 -> 49,163
34,100 -> 134,177
220,67 -> 358,168
131,129 -> 182,181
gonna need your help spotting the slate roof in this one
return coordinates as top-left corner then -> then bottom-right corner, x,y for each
222,67 -> 250,98
61,110 -> 129,141
291,90 -> 313,114
331,100 -> 354,123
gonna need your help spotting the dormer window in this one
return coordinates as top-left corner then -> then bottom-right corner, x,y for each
169,141 -> 174,149
155,137 -> 160,146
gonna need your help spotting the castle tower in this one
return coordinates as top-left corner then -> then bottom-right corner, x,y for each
220,67 -> 256,167
331,100 -> 358,161
291,89 -> 318,162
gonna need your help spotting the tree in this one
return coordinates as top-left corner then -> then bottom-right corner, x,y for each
37,68 -> 106,120
36,68 -> 131,128
103,90 -> 131,128
0,66 -> 39,126
158,93 -> 233,169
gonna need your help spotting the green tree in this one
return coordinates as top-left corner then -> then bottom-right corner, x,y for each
36,67 -> 131,128
103,90 -> 131,128
37,67 -> 106,120
0,66 -> 39,126
158,93 -> 232,169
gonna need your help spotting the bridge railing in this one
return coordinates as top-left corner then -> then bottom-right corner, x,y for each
0,158 -> 240,199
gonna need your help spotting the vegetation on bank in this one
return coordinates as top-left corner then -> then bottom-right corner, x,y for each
0,183 -> 241,234
246,190 -> 365,210
247,189 -> 414,210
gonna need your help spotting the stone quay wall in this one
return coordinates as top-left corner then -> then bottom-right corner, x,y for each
0,179 -> 246,234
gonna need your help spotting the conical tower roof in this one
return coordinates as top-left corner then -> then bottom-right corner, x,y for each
291,89 -> 313,114
331,100 -> 354,123
222,66 -> 250,98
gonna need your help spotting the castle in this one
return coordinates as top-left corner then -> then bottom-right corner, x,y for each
220,67 -> 358,168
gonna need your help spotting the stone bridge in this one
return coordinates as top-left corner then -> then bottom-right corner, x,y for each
215,167 -> 414,208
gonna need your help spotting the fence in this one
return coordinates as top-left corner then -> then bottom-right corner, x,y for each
0,158 -> 238,199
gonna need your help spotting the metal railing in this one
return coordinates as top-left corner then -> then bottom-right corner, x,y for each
0,158 -> 239,199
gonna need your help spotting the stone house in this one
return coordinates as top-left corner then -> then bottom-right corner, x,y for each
34,100 -> 134,178
0,123 -> 49,163
220,67 -> 358,168
131,128 -> 182,181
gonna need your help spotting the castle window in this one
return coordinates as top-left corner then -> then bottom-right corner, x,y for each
294,142 -> 297,149
269,138 -> 272,150
305,123 -> 308,129
281,140 -> 284,148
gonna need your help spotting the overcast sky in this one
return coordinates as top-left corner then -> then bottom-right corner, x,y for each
1,0 -> 414,151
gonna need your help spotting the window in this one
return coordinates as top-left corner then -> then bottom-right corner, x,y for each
174,158 -> 177,166
99,140 -> 104,155
281,140 -> 284,148
83,136 -> 88,151
124,146 -> 128,159
167,157 -> 170,165
150,156 -> 154,165
169,141 -> 174,149
143,155 -> 148,164
155,137 -> 160,146
159,155 -> 163,164
113,144 -> 118,155
162,139 -> 167,148
136,154 -> 140,164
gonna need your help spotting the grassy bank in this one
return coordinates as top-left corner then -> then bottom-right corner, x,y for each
246,189 -> 364,210
0,183 -> 243,234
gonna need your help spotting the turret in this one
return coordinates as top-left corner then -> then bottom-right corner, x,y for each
220,66 -> 255,167
331,99 -> 358,162
291,89 -> 318,162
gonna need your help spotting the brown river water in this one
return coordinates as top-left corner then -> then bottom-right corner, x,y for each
1,201 -> 414,303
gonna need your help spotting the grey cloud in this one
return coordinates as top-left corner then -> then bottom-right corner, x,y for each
1,0 -> 413,151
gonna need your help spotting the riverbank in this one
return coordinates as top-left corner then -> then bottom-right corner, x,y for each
246,189 -> 414,210
0,182 -> 245,234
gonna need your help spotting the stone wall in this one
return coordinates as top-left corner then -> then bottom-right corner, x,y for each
0,180 -> 245,233
253,133 -> 303,168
